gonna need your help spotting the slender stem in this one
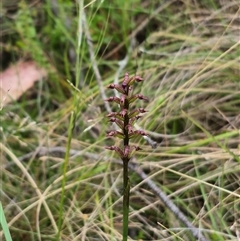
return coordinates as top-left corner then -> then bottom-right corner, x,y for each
57,111 -> 75,241
122,92 -> 130,241
122,159 -> 130,241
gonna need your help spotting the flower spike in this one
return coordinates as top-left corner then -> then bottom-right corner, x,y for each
106,72 -> 147,159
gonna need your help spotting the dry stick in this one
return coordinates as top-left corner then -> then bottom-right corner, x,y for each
81,9 -> 208,241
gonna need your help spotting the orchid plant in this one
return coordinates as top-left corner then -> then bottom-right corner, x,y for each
105,72 -> 148,241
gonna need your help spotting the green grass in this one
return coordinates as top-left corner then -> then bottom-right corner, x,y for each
1,0 -> 239,240
0,202 -> 13,241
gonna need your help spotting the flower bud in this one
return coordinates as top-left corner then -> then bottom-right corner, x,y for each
122,72 -> 130,87
134,76 -> 144,82
128,108 -> 147,119
107,112 -> 124,121
108,118 -> 124,129
136,94 -> 148,101
128,145 -> 142,157
105,146 -> 124,158
123,145 -> 130,158
107,84 -> 126,95
106,130 -> 125,139
120,109 -> 128,118
129,130 -> 147,139
105,97 -> 121,105
139,108 -> 147,113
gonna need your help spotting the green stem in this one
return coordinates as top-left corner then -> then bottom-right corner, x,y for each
56,111 -> 75,241
122,159 -> 130,241
122,95 -> 130,240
